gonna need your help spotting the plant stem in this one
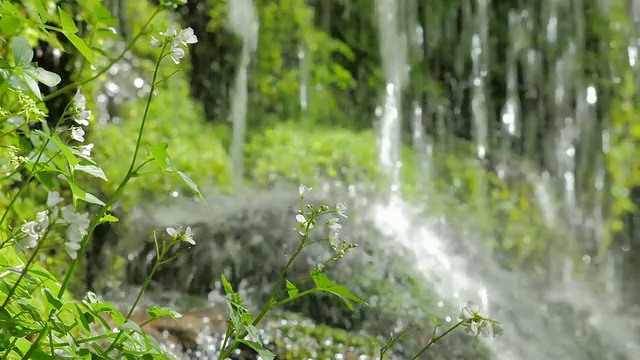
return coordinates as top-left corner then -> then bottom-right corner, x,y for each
410,320 -> 465,360
22,26 -> 168,360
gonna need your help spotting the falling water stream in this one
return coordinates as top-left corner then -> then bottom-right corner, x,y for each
227,0 -> 259,188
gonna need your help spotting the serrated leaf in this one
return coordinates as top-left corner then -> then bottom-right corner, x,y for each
24,66 -> 62,87
69,182 -> 105,206
73,164 -> 108,181
12,37 -> 33,67
285,280 -> 298,297
147,306 -> 182,321
310,269 -> 367,311
64,33 -> 94,65
57,7 -> 78,33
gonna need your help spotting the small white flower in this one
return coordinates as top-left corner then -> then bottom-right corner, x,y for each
159,26 -> 177,38
59,205 -> 90,247
326,217 -> 342,231
81,143 -> 94,157
295,214 -> 306,223
150,36 -> 161,47
336,202 -> 348,218
75,109 -> 91,126
299,185 -> 312,196
176,27 -> 198,46
166,227 -> 178,237
170,47 -> 185,64
183,226 -> 195,245
16,210 -> 50,251
65,241 -> 81,259
47,191 -> 63,208
74,90 -> 86,110
70,127 -> 85,142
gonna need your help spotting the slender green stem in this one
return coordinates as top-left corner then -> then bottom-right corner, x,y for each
22,22 -> 168,360
0,138 -> 51,228
410,320 -> 465,360
104,244 -> 168,354
219,211 -> 315,359
40,9 -> 161,104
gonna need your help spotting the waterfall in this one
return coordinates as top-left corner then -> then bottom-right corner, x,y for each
227,0 -> 259,188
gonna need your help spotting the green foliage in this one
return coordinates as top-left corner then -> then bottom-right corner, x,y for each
88,74 -> 230,212
245,122 -> 381,186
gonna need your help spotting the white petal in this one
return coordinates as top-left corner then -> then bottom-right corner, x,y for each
166,227 -> 178,237
47,191 -> 63,207
71,127 -> 85,142
295,214 -> 306,223
150,36 -> 161,47
170,47 -> 185,64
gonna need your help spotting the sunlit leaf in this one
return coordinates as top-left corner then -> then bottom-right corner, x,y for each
64,33 -> 94,65
238,339 -> 275,360
73,164 -> 108,181
285,280 -> 298,297
11,37 -> 33,67
69,182 -> 105,206
147,306 -> 182,321
310,269 -> 367,310
24,66 -> 62,87
57,7 -> 78,33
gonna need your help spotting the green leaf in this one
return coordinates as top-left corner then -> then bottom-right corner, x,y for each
41,131 -> 79,167
148,142 -> 173,172
42,288 -> 63,310
98,214 -> 119,225
34,0 -> 49,23
175,170 -> 204,202
35,171 -> 55,189
21,71 -> 43,100
64,33 -> 94,65
0,15 -> 20,36
69,182 -> 105,206
24,66 -> 62,87
220,274 -> 235,297
57,7 -> 78,33
285,280 -> 298,297
237,339 -> 275,360
73,164 -> 108,181
119,320 -> 142,333
12,37 -> 33,67
310,269 -> 367,311
147,306 -> 182,321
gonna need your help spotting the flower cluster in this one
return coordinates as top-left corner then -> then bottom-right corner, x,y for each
151,26 -> 198,64
13,191 -> 90,259
70,90 -> 92,152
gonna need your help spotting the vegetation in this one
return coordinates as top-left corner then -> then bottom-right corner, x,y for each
0,0 -> 503,359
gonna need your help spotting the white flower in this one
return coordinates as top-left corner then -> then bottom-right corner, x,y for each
75,109 -> 91,126
74,90 -> 86,110
65,241 -> 81,259
183,226 -> 195,245
16,210 -> 49,251
299,185 -> 312,197
81,143 -> 94,157
295,214 -> 306,223
336,202 -> 348,218
71,127 -> 85,142
159,26 -> 177,38
59,206 -> 90,255
150,36 -> 161,47
170,47 -> 185,64
47,191 -> 63,208
166,227 -> 179,238
176,27 -> 198,46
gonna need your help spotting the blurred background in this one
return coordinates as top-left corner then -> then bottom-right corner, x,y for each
6,0 -> 640,358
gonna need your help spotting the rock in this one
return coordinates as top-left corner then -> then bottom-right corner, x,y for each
117,187 -> 494,359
